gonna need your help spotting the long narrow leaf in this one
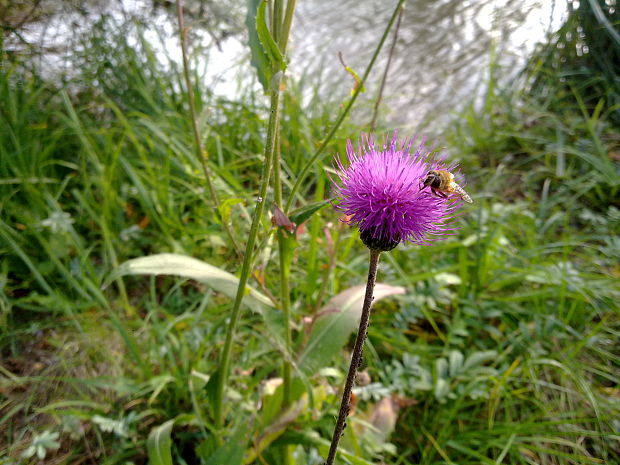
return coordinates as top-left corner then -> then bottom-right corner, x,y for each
147,420 -> 174,465
255,0 -> 286,72
107,253 -> 274,312
246,0 -> 271,91
297,283 -> 405,375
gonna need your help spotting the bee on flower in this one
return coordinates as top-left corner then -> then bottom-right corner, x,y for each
332,133 -> 467,251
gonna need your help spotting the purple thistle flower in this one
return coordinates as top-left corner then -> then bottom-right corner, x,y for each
332,133 -> 462,250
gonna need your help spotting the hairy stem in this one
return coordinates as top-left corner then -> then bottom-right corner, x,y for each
272,0 -> 283,43
278,232 -> 293,408
279,0 -> 297,53
213,0 -> 300,426
273,132 -> 292,408
214,85 -> 282,427
325,249 -> 381,465
274,0 -> 297,412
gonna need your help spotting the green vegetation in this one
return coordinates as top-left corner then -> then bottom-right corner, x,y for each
1,1 -> 619,464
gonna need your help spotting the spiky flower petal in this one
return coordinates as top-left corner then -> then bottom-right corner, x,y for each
333,133 -> 462,249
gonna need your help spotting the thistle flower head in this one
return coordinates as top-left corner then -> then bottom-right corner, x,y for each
332,133 -> 462,250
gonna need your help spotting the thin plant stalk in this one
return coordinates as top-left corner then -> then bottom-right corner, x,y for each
273,0 -> 298,411
277,239 -> 293,406
214,87 -> 282,427
369,7 -> 403,132
175,0 -> 241,254
325,249 -> 381,465
278,1 -> 402,416
279,0 -> 297,53
273,131 -> 292,408
272,0 -> 283,43
272,134 -> 295,465
180,0 -> 295,427
277,225 -> 294,404
285,0 -> 406,213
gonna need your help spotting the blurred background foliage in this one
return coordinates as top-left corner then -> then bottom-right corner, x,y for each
1,0 -> 619,464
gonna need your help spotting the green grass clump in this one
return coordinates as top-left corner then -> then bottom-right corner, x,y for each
1,3 -> 619,465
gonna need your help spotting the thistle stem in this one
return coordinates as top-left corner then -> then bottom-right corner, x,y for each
278,233 -> 293,408
274,132 -> 292,408
279,0 -> 297,54
325,249 -> 381,465
273,0 -> 297,414
214,85 -> 282,427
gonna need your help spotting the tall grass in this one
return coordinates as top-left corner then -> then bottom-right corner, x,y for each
1,2 -> 619,464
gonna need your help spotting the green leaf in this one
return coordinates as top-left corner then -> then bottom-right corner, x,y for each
246,0 -> 271,91
255,0 -> 286,72
288,199 -> 332,226
147,375 -> 177,405
218,198 -> 244,225
201,421 -> 249,465
244,387 -> 310,464
434,377 -> 450,401
108,253 -> 274,313
246,0 -> 286,92
296,283 -> 406,375
448,350 -> 464,377
257,377 -> 307,429
147,420 -> 174,465
21,431 -> 60,460
204,367 -> 221,411
462,350 -> 498,371
110,254 -> 287,371
436,357 -> 448,379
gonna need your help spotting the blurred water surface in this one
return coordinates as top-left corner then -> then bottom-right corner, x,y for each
11,0 -> 564,131
291,0 -> 564,131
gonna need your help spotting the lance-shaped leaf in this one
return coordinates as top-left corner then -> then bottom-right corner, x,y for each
109,254 -> 288,358
246,0 -> 270,91
147,420 -> 174,465
198,420 -> 250,465
288,199 -> 332,227
255,0 -> 286,71
108,253 -> 274,312
246,0 -> 287,92
297,283 -> 406,375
